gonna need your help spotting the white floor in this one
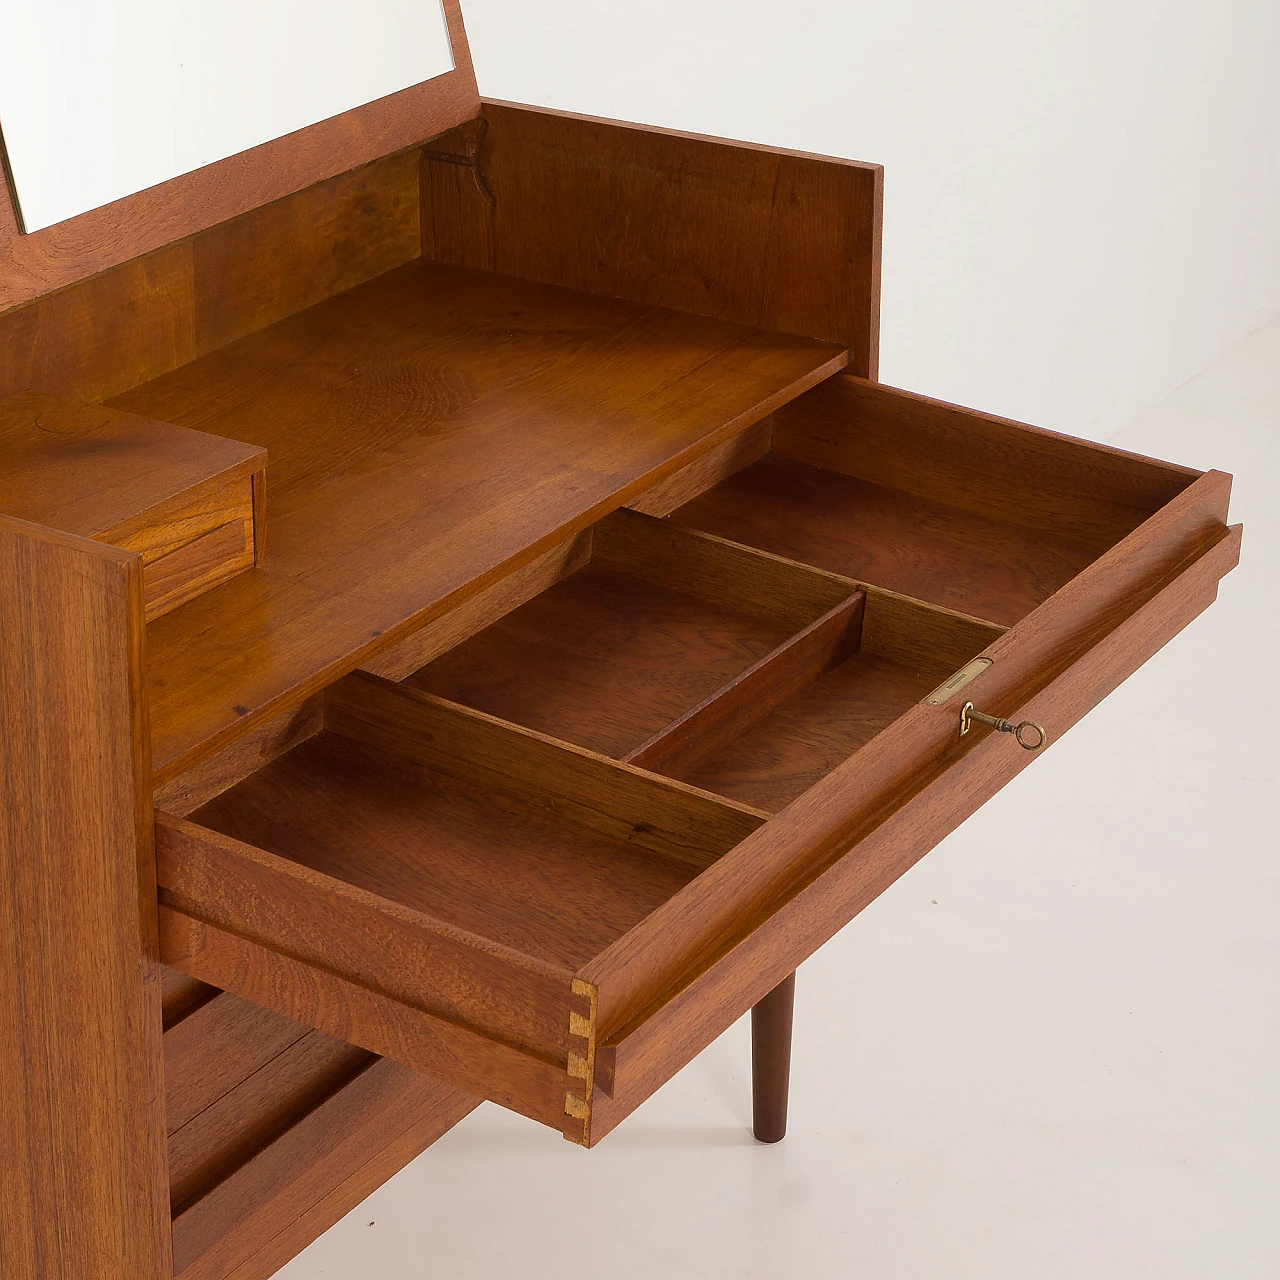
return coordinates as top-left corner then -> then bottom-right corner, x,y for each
279,318 -> 1280,1280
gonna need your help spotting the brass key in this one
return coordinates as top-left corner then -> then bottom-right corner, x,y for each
959,701 -> 1047,751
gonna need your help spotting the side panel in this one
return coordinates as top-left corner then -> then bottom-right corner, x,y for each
423,101 -> 883,378
0,516 -> 172,1278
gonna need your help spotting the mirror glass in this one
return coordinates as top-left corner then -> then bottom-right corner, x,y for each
0,0 -> 454,233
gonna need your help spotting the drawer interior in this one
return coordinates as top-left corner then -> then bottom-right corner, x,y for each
663,591 -> 1001,812
155,372 -> 1220,1149
157,502 -> 1005,1142
398,507 -> 1003,813
658,376 -> 1199,628
669,452 -> 1089,627
406,509 -> 858,759
186,727 -> 713,971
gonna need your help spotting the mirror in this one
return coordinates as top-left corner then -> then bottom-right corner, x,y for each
0,0 -> 455,234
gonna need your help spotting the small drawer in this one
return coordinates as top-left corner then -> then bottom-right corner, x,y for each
115,472 -> 258,619
0,391 -> 265,620
155,374 -> 1238,1147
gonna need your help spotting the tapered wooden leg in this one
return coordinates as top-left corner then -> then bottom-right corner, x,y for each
751,971 -> 795,1143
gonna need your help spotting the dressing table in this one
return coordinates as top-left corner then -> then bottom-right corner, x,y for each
0,4 -> 1241,1277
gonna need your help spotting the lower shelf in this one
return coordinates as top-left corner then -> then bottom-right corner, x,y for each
162,981 -> 477,1280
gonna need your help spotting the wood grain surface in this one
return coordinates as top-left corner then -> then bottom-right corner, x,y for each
106,260 -> 843,783
159,798 -> 580,1058
169,1029 -> 370,1213
668,586 -> 1004,811
0,3 -> 477,311
409,565 -> 796,758
626,595 -> 865,780
142,517 -> 253,621
594,507 -> 856,630
161,964 -> 219,1029
426,101 -> 883,377
361,530 -> 594,682
0,517 -> 171,1279
155,696 -> 327,819
405,507 -> 858,758
672,453 -> 1106,627
679,649 -> 939,812
0,151 -> 424,406
171,1057 -> 477,1280
674,375 -> 1205,627
0,393 -> 263,536
160,909 -> 580,1139
775,374 -> 1198,549
165,992 -> 374,1214
327,673 -> 765,869
626,416 -> 775,517
179,732 -> 702,972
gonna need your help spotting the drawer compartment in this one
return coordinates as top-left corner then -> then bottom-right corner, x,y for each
157,677 -> 767,1144
401,508 -> 859,759
659,374 -> 1204,627
120,473 -> 258,618
157,376 -> 1239,1149
644,589 -> 1004,812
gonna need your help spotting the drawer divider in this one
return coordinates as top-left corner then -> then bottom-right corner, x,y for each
324,672 -> 768,869
624,592 -> 865,780
591,506 -> 855,631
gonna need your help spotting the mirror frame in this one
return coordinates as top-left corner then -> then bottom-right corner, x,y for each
0,0 -> 477,313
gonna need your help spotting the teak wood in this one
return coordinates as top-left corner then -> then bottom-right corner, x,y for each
0,518 -> 171,1279
0,4 -> 1240,1276
0,393 -> 265,619
752,972 -> 797,1144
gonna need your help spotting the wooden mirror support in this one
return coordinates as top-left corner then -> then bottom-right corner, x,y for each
0,5 -> 1238,1279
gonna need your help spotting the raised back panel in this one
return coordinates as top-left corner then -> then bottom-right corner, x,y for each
0,0 -> 477,313
0,151 -> 422,405
424,102 -> 883,379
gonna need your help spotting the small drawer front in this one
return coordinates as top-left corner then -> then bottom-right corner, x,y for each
155,381 -> 1238,1148
113,473 -> 258,620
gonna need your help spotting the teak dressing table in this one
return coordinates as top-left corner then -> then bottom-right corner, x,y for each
0,6 -> 1241,1278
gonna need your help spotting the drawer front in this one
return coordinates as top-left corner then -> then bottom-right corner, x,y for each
586,521 -> 1240,1141
113,472 -> 258,620
155,380 -> 1238,1147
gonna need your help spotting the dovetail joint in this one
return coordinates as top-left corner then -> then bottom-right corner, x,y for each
563,978 -> 599,1145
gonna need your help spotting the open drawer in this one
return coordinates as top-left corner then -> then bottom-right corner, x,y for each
155,373 -> 1239,1147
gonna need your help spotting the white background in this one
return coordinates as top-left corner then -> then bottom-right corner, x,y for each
0,0 -> 454,232
464,0 -> 1280,443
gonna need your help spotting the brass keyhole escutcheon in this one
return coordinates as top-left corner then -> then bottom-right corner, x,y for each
959,701 -> 1047,751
